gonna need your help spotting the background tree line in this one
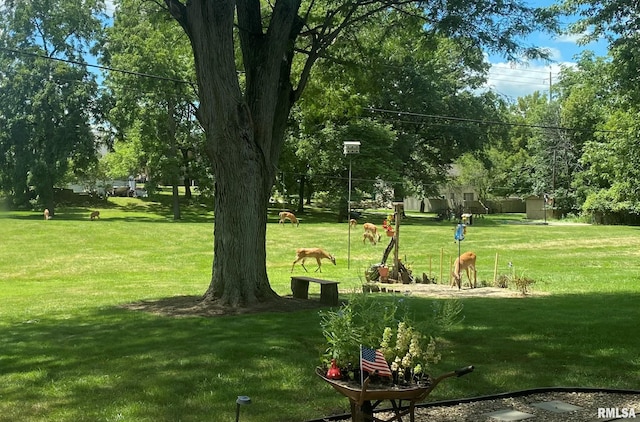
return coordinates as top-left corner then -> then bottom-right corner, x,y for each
2,0 -> 636,223
2,0 -> 639,304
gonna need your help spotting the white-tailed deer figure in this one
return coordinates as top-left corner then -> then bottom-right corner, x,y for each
363,223 -> 381,242
451,251 -> 477,289
279,211 -> 299,227
90,210 -> 100,220
362,232 -> 377,245
43,209 -> 50,220
291,248 -> 336,273
349,219 -> 357,227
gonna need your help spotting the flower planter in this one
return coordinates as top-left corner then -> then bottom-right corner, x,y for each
377,266 -> 389,282
316,365 -> 474,422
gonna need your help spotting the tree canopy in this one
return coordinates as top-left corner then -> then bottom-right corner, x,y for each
101,0 -> 206,218
0,0 -> 104,213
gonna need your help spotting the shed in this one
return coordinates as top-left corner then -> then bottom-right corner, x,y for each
525,196 -> 554,220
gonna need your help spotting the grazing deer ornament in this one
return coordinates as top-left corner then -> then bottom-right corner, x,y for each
291,248 -> 336,273
278,211 -> 299,227
363,223 -> 381,242
362,231 -> 378,245
451,251 -> 477,289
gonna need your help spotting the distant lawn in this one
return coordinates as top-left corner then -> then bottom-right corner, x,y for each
1,198 -> 639,421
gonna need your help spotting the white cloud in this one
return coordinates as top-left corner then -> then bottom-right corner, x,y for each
555,33 -> 583,44
104,0 -> 116,18
481,60 -> 576,101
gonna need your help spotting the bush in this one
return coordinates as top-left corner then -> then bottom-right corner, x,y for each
318,292 -> 463,374
493,273 -> 536,294
512,274 -> 536,295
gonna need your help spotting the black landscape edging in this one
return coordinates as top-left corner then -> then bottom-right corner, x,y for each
306,386 -> 640,422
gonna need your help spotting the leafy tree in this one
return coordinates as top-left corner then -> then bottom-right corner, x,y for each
293,119 -> 402,219
288,16 -> 510,209
159,0 -> 557,307
453,153 -> 491,201
524,102 -> 580,214
557,1 -> 640,220
550,53 -> 614,215
102,0 -> 204,218
102,129 -> 146,180
554,54 -> 640,222
562,0 -> 639,103
483,93 -> 546,199
579,111 -> 640,223
0,0 -> 104,213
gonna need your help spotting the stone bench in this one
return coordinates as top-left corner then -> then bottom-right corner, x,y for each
290,276 -> 340,306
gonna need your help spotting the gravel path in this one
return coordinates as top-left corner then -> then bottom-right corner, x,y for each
372,391 -> 640,421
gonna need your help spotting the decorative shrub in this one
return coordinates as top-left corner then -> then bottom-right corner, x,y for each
319,292 -> 463,378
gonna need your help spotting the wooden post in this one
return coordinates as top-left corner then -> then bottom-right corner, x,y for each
449,256 -> 453,286
493,252 -> 499,284
391,202 -> 403,281
439,248 -> 443,284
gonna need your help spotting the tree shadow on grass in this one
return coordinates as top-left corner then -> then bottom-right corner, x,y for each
119,294 -> 330,317
2,292 -> 640,421
422,292 -> 640,402
0,202 -> 215,223
1,297 -> 337,422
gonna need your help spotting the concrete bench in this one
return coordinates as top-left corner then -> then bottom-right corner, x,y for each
290,276 -> 340,306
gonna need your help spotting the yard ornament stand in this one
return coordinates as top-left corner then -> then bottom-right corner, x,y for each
454,222 -> 465,242
454,222 -> 467,279
344,140 -> 361,269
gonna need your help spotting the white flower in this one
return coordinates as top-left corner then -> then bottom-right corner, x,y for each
401,352 -> 412,368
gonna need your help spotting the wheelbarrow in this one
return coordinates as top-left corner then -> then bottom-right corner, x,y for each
316,365 -> 474,422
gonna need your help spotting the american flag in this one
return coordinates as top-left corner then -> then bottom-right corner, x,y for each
360,346 -> 392,377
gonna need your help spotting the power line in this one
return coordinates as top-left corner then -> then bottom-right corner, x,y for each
0,46 -> 194,85
364,107 -> 625,135
2,46 -> 622,136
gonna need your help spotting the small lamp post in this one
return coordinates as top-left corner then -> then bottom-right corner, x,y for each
235,395 -> 251,422
343,141 -> 361,269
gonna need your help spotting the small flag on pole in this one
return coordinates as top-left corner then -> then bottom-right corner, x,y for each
360,346 -> 392,377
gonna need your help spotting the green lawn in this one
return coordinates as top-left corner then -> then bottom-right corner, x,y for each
1,198 -> 639,421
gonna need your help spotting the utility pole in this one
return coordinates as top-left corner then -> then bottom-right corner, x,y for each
548,68 -> 552,103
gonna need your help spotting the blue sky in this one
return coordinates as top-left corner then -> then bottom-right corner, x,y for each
483,0 -> 611,100
97,0 -> 609,102
43,0 -> 610,102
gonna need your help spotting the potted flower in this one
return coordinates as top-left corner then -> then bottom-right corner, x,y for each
381,321 -> 440,385
319,292 -> 463,385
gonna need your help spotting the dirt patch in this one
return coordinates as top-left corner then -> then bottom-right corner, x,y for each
120,283 -> 544,318
368,282 -> 548,299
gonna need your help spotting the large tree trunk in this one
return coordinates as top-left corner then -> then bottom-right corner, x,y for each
203,145 -> 279,306
166,0 -> 302,307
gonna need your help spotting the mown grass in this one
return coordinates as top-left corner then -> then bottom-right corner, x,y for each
1,197 -> 639,421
